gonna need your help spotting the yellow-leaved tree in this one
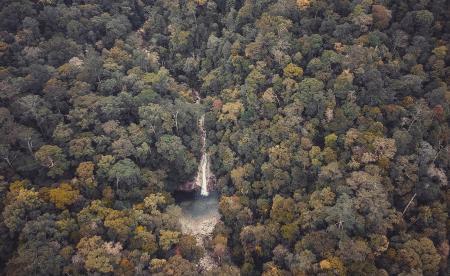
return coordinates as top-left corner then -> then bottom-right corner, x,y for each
49,183 -> 80,209
297,0 -> 312,10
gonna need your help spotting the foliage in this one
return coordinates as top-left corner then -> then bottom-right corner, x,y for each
0,0 -> 449,275
48,182 -> 80,209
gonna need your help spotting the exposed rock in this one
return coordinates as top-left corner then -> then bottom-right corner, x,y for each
178,196 -> 220,271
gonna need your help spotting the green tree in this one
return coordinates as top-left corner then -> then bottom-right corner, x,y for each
108,159 -> 141,189
156,135 -> 186,162
35,145 -> 69,177
2,186 -> 44,234
270,195 -> 296,224
69,137 -> 95,160
5,214 -> 65,276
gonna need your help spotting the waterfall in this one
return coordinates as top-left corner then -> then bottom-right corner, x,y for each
137,28 -> 214,196
199,154 -> 209,196
196,114 -> 210,196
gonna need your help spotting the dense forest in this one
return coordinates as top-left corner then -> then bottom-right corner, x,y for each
0,0 -> 449,275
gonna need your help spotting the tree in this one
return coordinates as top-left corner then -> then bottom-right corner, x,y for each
48,183 -> 80,209
43,78 -> 69,113
96,155 -> 116,181
398,238 -> 441,275
77,49 -> 103,84
144,193 -> 167,215
52,123 -> 73,144
35,145 -> 69,177
141,67 -> 176,95
108,159 -> 141,189
156,135 -> 186,162
76,236 -> 122,274
112,137 -> 136,159
372,5 -> 391,29
69,137 -> 95,160
283,63 -> 304,79
139,103 -> 174,135
13,95 -> 56,134
2,187 -> 44,235
219,101 -> 244,124
131,226 -> 158,255
414,10 -> 434,32
5,214 -> 65,276
296,0 -> 312,11
333,69 -> 355,100
344,170 -> 400,234
160,255 -> 198,276
319,256 -> 346,276
178,235 -> 204,262
43,35 -> 81,67
240,223 -> 277,259
159,230 -> 180,251
270,195 -> 296,224
76,161 -> 97,188
104,209 -> 135,242
104,15 -> 132,47
230,163 -> 255,195
219,196 -> 253,229
0,0 -> 35,32
295,78 -> 326,117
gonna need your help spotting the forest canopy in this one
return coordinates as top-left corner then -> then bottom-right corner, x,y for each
0,0 -> 449,275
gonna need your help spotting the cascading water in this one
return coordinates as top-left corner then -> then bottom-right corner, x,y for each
177,93 -> 219,271
196,114 -> 210,196
138,29 -> 219,271
175,91 -> 215,195
191,89 -> 214,197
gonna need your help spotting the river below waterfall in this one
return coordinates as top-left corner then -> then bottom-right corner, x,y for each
176,90 -> 219,271
137,27 -> 220,272
177,192 -> 220,271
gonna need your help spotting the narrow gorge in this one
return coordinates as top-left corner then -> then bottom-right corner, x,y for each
138,22 -> 220,272
177,91 -> 219,271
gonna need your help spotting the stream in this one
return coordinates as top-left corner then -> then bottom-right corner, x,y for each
196,114 -> 211,196
187,89 -> 214,195
177,192 -> 220,271
176,91 -> 219,271
137,28 -> 219,271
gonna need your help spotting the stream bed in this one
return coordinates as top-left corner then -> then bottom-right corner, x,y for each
176,192 -> 220,271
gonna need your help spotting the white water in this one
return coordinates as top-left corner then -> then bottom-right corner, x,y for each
196,114 -> 210,196
179,103 -> 219,271
137,29 -> 219,270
